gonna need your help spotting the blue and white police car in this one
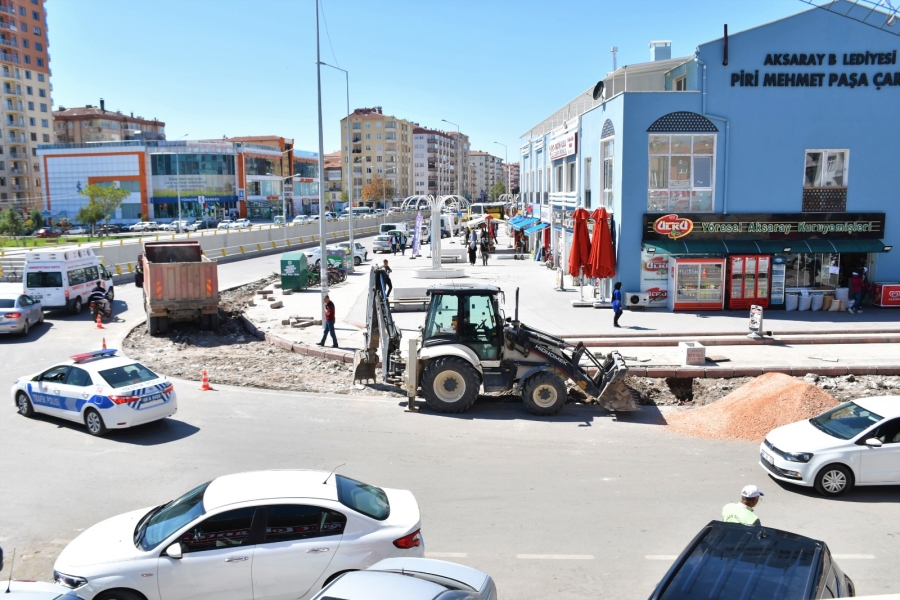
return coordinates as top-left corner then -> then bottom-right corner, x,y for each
11,349 -> 177,436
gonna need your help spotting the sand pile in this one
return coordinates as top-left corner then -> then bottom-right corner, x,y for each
666,373 -> 839,442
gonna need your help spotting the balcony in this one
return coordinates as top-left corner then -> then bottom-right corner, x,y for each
0,5 -> 15,15
351,136 -> 361,142
0,52 -> 18,64
0,38 -> 16,48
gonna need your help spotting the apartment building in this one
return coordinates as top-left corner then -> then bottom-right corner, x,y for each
54,101 -> 165,144
0,0 -> 52,213
340,106 -> 414,205
323,150 -> 342,206
504,162 -> 520,193
470,151 -> 505,201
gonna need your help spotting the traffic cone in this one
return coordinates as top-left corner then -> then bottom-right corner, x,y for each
102,337 -> 107,349
95,312 -> 104,329
199,369 -> 214,391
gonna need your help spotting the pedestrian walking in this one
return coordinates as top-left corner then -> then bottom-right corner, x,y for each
400,233 -> 407,256
468,229 -> 478,265
721,485 -> 764,526
317,294 -> 339,348
479,232 -> 490,266
848,270 -> 864,314
381,259 -> 393,297
612,282 -> 624,328
861,266 -> 871,306
391,234 -> 398,256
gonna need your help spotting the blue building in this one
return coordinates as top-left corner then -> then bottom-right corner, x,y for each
520,2 -> 898,310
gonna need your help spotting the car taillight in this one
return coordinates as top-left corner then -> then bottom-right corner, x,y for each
109,395 -> 136,405
393,529 -> 421,549
4,312 -> 21,318
162,384 -> 174,394
65,290 -> 70,299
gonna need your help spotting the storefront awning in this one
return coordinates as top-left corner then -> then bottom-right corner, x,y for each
644,240 -> 727,254
510,217 -> 539,231
508,215 -> 527,227
646,238 -> 889,255
524,222 -> 550,235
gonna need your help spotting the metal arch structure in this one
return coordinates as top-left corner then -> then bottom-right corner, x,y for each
798,0 -> 899,36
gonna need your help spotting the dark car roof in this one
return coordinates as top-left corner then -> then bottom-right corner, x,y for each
650,521 -> 826,600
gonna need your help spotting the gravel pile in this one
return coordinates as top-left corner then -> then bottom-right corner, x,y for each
666,373 -> 839,442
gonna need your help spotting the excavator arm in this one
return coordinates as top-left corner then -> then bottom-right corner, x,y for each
353,267 -> 402,383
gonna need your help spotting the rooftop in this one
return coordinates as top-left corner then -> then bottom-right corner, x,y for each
53,105 -> 164,126
203,470 -> 337,510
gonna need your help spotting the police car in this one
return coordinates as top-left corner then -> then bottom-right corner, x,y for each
11,349 -> 177,436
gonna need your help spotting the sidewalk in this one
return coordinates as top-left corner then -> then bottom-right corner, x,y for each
240,230 -> 900,375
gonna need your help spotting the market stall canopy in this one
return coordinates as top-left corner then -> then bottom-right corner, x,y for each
644,239 -> 889,254
510,216 -> 539,231
568,207 -> 593,278
524,222 -> 550,235
589,207 -> 616,279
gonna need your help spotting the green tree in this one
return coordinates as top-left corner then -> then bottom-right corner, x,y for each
339,191 -> 349,203
29,209 -> 44,230
489,181 -> 506,200
361,177 -> 394,204
76,202 -> 106,239
0,207 -> 26,246
78,183 -> 130,236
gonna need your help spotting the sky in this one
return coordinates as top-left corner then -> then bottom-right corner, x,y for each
46,0 -> 806,161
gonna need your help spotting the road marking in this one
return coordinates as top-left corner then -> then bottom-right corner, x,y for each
832,554 -> 875,559
516,554 -> 595,560
425,552 -> 468,558
0,536 -> 8,542
646,555 -> 677,560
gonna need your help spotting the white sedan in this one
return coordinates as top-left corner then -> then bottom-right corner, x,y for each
12,349 -> 178,436
337,241 -> 368,266
52,470 -> 423,600
760,396 -> 900,496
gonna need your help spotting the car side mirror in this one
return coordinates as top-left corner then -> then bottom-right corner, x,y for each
864,438 -> 883,448
165,543 -> 183,559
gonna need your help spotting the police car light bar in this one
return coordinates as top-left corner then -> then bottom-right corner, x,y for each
71,349 -> 118,363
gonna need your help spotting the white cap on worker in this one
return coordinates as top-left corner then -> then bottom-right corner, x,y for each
741,485 -> 764,499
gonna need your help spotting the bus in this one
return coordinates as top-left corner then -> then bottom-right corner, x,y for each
342,206 -> 374,218
468,202 -> 507,220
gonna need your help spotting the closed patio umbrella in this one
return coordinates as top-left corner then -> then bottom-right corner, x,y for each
589,207 -> 616,279
568,207 -> 593,278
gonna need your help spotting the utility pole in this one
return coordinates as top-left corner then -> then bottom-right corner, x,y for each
315,0 -> 328,311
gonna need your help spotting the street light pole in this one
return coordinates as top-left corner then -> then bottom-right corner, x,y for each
493,141 -> 508,205
315,0 -> 328,308
318,61 -> 353,272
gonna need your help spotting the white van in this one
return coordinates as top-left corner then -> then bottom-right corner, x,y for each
24,248 -> 115,314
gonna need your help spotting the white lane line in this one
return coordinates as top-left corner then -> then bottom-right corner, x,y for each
832,554 -> 875,559
516,554 -> 595,560
646,555 -> 678,560
425,552 -> 468,558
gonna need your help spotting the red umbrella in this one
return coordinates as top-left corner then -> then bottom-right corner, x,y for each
589,208 -> 616,279
568,207 -> 593,278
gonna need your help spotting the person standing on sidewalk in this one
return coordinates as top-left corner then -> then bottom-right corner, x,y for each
612,282 -> 624,328
318,295 -> 339,348
722,485 -> 764,526
848,270 -> 864,314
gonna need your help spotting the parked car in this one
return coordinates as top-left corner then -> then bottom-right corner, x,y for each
67,226 -> 87,235
217,219 -> 234,230
186,217 -> 218,231
2,581 -> 83,600
308,215 -> 321,223
34,228 -> 61,238
292,215 -> 309,225
373,234 -> 393,254
52,470 -> 423,600
760,396 -> 900,496
131,222 -> 160,232
648,521 -> 855,599
337,241 -> 368,266
0,293 -> 43,336
324,211 -> 338,221
232,218 -> 251,229
97,224 -> 121,234
305,246 -> 350,269
312,558 -> 496,600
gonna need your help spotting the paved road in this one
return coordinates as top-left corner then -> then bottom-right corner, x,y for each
1,242 -> 898,599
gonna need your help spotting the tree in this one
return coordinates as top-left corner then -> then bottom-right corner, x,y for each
361,177 -> 394,204
29,209 -> 44,230
76,202 -> 106,239
489,181 -> 506,200
339,191 -> 349,203
0,207 -> 26,246
78,183 -> 130,236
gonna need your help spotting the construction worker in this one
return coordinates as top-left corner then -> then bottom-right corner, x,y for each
722,485 -> 764,526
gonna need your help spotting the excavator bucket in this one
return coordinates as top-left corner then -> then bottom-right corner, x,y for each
593,350 -> 639,411
353,349 -> 378,384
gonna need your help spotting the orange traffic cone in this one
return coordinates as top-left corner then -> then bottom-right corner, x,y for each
95,312 -> 104,329
199,368 -> 214,391
102,337 -> 107,349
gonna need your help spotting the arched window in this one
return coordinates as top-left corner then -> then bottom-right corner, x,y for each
647,112 -> 717,213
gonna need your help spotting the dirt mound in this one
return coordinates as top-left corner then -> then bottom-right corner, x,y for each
666,373 -> 839,442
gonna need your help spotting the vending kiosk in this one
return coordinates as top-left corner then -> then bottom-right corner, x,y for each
727,255 -> 772,310
667,258 -> 726,311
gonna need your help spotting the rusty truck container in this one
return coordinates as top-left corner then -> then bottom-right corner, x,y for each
142,241 -> 219,335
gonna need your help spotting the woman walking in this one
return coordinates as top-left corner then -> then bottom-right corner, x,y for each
612,282 -> 624,328
468,228 -> 478,265
479,232 -> 490,266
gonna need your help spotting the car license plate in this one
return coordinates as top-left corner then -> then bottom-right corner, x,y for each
761,450 -> 774,465
141,394 -> 164,407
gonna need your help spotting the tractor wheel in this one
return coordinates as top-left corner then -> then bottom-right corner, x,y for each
421,357 -> 479,413
521,371 -> 567,416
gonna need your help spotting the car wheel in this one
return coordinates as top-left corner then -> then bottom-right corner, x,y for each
84,408 -> 108,436
354,256 -> 362,266
421,357 -> 480,413
521,371 -> 568,416
72,297 -> 82,315
38,311 -> 44,324
815,464 -> 854,496
95,590 -> 143,600
20,320 -> 29,337
16,392 -> 34,417
107,287 -> 115,302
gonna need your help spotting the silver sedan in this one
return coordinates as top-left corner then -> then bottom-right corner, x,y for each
0,293 -> 43,336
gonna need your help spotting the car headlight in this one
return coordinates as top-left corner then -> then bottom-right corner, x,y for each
54,571 -> 88,589
783,452 -> 814,463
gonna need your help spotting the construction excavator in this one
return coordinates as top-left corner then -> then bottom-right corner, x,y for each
353,266 -> 638,416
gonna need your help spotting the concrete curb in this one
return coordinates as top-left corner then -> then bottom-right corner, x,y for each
619,365 -> 900,379
579,333 -> 900,348
240,313 -> 356,364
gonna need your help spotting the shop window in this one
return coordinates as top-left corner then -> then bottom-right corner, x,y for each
601,138 -> 614,208
647,134 -> 715,212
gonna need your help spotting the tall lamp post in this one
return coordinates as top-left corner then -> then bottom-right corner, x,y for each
174,133 -> 188,233
493,141 -> 508,206
317,61 -> 354,273
441,119 -> 461,200
315,0 -> 328,305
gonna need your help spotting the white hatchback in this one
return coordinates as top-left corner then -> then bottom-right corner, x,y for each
11,349 -> 177,436
53,470 -> 423,600
760,396 -> 900,496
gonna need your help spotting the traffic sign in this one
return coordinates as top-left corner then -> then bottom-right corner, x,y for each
238,189 -> 245,199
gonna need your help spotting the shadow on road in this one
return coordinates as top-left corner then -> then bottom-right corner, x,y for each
0,320 -> 52,343
28,413 -> 200,445
767,476 -> 900,503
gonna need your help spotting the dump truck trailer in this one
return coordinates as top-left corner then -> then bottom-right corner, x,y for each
142,241 -> 219,335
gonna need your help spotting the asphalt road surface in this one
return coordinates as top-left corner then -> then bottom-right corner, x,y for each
1,245 -> 898,599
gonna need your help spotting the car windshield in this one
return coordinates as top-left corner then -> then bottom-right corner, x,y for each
335,474 -> 390,520
810,402 -> 884,440
135,481 -> 210,550
98,362 -> 160,388
26,272 -> 63,288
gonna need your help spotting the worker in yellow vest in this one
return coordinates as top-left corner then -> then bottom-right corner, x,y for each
722,485 -> 764,525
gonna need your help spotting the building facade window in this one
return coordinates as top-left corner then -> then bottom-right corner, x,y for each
23,55 -> 29,64
602,138 -> 614,208
35,42 -> 41,51
35,58 -> 42,67
39,102 -> 46,112
583,157 -> 592,208
567,161 -> 576,193
804,150 -> 847,188
25,86 -> 32,95
37,73 -> 43,82
40,118 -> 47,127
38,88 -> 44,97
27,101 -> 34,110
647,134 -> 715,212
555,164 -> 563,192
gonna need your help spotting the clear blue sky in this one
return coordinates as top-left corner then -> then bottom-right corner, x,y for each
47,0 -> 804,160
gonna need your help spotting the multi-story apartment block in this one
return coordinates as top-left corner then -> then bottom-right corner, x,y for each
504,162 -> 520,193
470,151 -> 505,201
340,107 -> 414,205
0,0 -> 52,213
323,150 -> 342,206
412,127 -> 471,198
54,101 -> 165,144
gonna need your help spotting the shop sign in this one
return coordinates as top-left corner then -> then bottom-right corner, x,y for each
874,283 -> 900,307
540,205 -> 552,224
640,250 -> 669,305
730,50 -> 900,90
548,132 -> 577,160
642,212 -> 885,241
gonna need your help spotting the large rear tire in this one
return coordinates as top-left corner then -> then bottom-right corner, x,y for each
521,371 -> 568,416
422,357 -> 480,413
